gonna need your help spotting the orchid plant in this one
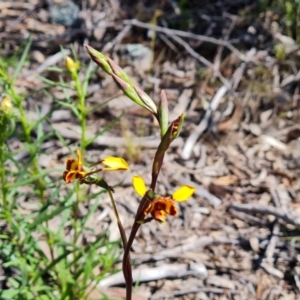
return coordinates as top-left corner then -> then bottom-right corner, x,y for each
63,48 -> 196,300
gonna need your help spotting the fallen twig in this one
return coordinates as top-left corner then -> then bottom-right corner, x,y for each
181,85 -> 228,160
98,263 -> 207,288
231,203 -> 300,226
102,24 -> 132,53
51,123 -> 183,148
131,236 -> 239,263
124,19 -> 244,60
168,34 -> 231,88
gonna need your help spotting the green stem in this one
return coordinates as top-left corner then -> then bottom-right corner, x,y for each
0,143 -> 10,224
70,68 -> 87,274
107,188 -> 128,250
73,73 -> 86,153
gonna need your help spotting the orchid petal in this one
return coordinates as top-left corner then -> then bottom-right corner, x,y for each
153,210 -> 167,224
66,158 -> 78,171
102,156 -> 129,170
76,150 -> 83,169
132,175 -> 146,197
63,170 -> 86,183
172,185 -> 195,202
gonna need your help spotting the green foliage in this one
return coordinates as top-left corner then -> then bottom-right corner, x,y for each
259,0 -> 300,43
0,41 -> 121,299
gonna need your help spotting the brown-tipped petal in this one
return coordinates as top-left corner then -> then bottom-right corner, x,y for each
84,44 -> 113,75
64,171 -> 86,183
151,118 -> 177,186
171,113 -> 185,140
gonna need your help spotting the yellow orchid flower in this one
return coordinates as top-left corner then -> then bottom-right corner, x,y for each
132,175 -> 195,224
63,150 -> 129,184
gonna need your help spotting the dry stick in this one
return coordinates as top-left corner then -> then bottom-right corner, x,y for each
123,19 -> 244,60
7,1 -> 40,30
98,262 -> 207,288
168,33 -> 231,89
213,15 -> 237,74
102,24 -> 132,53
260,186 -> 284,278
261,223 -> 284,279
24,50 -> 71,79
231,203 -> 300,226
181,48 -> 257,160
131,236 -> 239,263
158,32 -> 180,53
264,222 -> 280,265
181,85 -> 228,160
231,48 -> 256,89
51,123 -> 183,148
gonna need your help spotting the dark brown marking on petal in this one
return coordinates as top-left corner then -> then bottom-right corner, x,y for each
66,159 -> 76,171
75,171 -> 86,179
169,204 -> 178,216
62,171 -> 68,182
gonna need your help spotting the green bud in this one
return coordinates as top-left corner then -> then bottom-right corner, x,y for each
84,44 -> 113,74
111,74 -> 148,110
134,85 -> 157,115
151,115 -> 184,188
107,57 -> 133,84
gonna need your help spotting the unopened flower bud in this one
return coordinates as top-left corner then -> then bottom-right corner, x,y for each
65,56 -> 80,73
0,96 -> 13,114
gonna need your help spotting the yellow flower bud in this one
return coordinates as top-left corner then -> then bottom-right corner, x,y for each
65,56 -> 80,73
0,96 -> 13,114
